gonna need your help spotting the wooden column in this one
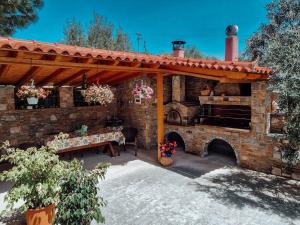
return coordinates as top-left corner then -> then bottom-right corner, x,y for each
156,73 -> 164,161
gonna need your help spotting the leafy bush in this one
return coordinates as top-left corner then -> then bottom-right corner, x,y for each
55,161 -> 110,225
0,141 -> 68,216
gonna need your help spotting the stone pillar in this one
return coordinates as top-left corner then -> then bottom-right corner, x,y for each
172,76 -> 185,102
0,85 -> 15,111
59,86 -> 74,108
251,82 -> 270,135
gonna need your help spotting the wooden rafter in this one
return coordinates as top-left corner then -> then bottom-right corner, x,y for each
0,65 -> 10,79
88,71 -> 118,84
107,72 -> 140,84
95,71 -> 126,83
101,72 -> 135,84
55,69 -> 90,86
37,68 -> 68,85
17,66 -> 42,85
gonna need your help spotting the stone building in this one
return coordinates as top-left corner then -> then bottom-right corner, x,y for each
0,26 -> 297,179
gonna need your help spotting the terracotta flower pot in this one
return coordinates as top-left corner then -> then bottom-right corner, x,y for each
160,157 -> 174,166
26,204 -> 55,225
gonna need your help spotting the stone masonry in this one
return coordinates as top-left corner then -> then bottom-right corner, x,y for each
0,85 -> 117,147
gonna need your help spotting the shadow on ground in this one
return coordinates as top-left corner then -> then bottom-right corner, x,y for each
190,168 -> 300,220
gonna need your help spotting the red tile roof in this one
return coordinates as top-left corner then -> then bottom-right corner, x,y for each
0,37 -> 272,75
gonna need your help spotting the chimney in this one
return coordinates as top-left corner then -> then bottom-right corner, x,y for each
225,25 -> 239,61
171,41 -> 186,102
172,40 -> 186,58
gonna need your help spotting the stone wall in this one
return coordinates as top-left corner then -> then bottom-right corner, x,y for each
116,75 -> 157,150
163,82 -> 281,173
0,86 -> 117,147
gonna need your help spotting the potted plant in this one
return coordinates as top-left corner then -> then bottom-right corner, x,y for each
159,139 -> 177,166
0,139 -> 68,225
81,84 -> 114,105
55,161 -> 110,225
16,79 -> 50,107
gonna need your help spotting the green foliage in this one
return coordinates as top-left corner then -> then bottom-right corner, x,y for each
244,0 -> 300,170
63,19 -> 87,47
0,140 -> 68,216
0,0 -> 43,36
114,27 -> 131,52
184,45 -> 218,60
63,13 -> 132,51
55,161 -> 110,225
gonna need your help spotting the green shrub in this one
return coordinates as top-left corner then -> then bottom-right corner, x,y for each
0,141 -> 68,216
55,161 -> 110,225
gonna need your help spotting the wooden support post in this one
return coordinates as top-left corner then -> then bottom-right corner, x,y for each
156,73 -> 164,161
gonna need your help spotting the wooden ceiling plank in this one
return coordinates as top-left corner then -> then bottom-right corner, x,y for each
56,69 -> 90,86
109,73 -> 142,85
88,71 -> 117,84
95,71 -> 124,83
104,72 -> 138,83
0,65 -> 11,79
37,68 -> 68,85
17,66 -> 42,86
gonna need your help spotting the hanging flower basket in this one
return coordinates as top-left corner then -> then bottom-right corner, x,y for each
16,79 -> 50,105
132,81 -> 154,100
81,84 -> 114,105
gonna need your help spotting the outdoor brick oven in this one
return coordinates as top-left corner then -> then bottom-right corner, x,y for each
164,41 -> 200,125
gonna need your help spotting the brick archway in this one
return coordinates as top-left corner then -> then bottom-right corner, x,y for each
165,131 -> 186,151
203,138 -> 240,165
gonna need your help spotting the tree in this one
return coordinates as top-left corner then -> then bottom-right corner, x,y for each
87,13 -> 114,50
63,19 -> 86,47
63,13 -> 132,51
184,45 -> 218,60
114,27 -> 131,51
0,0 -> 43,36
184,45 -> 205,59
244,0 -> 300,171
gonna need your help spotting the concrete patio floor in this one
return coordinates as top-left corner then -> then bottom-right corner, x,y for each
0,148 -> 300,225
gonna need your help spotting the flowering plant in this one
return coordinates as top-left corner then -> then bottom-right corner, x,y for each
16,80 -> 50,100
132,81 -> 153,99
81,84 -> 114,105
160,140 -> 177,157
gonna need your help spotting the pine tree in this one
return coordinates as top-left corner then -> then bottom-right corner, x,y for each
63,19 -> 86,47
244,0 -> 300,170
63,13 -> 131,51
114,27 -> 131,51
184,45 -> 217,60
0,0 -> 43,36
87,13 -> 114,50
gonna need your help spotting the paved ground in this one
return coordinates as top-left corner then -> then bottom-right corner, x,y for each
0,149 -> 299,225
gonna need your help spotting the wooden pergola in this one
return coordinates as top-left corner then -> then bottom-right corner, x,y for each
0,37 -> 272,160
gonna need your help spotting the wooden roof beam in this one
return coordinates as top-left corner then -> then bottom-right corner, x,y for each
37,68 -> 69,86
105,72 -> 139,84
90,71 -> 122,84
56,69 -> 90,86
109,73 -> 142,85
17,66 -> 43,86
0,65 -> 11,79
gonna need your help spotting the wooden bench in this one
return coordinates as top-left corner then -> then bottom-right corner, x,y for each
56,141 -> 117,157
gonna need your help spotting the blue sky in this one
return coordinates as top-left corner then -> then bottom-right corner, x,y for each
14,0 -> 270,59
